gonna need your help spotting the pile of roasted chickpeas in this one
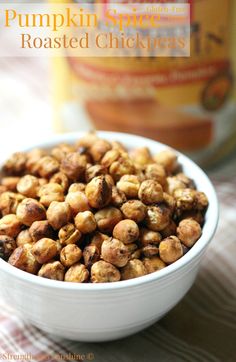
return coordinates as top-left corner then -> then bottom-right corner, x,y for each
0,133 -> 208,283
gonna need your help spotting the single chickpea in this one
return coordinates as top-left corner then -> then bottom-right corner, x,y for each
121,259 -> 147,280
16,175 -> 39,198
177,219 -> 202,247
94,207 -> 123,234
101,149 -> 120,168
89,139 -> 111,162
121,200 -> 146,223
174,188 -> 196,211
117,175 -> 140,198
46,201 -> 71,230
76,132 -> 99,149
142,244 -> 159,257
109,155 -> 135,181
16,229 -> 33,247
38,183 -> 64,207
161,219 -> 177,238
145,163 -> 166,187
85,165 -> 107,183
74,211 -> 97,234
91,260 -> 120,283
0,214 -> 22,238
1,177 -> 20,192
0,235 -> 16,260
37,156 -> 60,178
101,238 -> 129,267
58,223 -> 81,246
16,198 -> 46,226
154,149 -> 178,174
68,183 -> 86,193
29,220 -> 55,243
113,219 -> 139,244
143,257 -> 166,274
60,244 -> 82,267
65,191 -> 90,216
83,244 -> 100,268
60,153 -> 87,181
0,192 -> 24,216
50,172 -> 69,193
64,263 -> 89,283
8,243 -> 40,274
51,143 -> 74,162
138,179 -> 163,204
139,228 -> 161,246
159,236 -> 183,264
145,205 -> 170,231
85,176 -> 112,209
3,152 -> 26,176
166,176 -> 187,195
38,261 -> 65,281
129,147 -> 153,167
195,191 -> 209,211
26,148 -> 46,175
111,186 -> 127,207
32,238 -> 59,264
90,231 -> 109,251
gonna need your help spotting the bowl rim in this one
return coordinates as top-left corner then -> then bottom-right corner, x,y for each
0,131 -> 219,291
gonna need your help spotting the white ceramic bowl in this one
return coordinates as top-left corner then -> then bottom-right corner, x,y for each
0,131 -> 219,342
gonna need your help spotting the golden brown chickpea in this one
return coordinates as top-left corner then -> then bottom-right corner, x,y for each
38,183 -> 64,207
121,200 -> 146,223
51,143 -> 74,162
0,214 -> 22,238
159,236 -> 183,264
37,156 -> 60,178
60,244 -> 82,267
166,176 -> 187,195
91,260 -> 120,283
113,219 -> 139,244
161,219 -> 177,238
16,198 -> 46,226
95,207 -> 123,234
145,163 -> 166,187
65,191 -> 90,216
145,205 -> 170,231
143,257 -> 166,274
101,237 -> 129,267
16,229 -> 33,247
175,173 -> 195,189
1,177 -> 20,192
83,244 -> 100,268
26,148 -> 46,175
0,192 -> 24,216
29,220 -> 54,243
85,176 -> 112,209
116,175 -> 140,198
32,238 -> 59,264
58,223 -> 81,246
111,186 -> 127,207
16,175 -> 40,198
89,139 -> 111,162
129,147 -> 153,167
109,157 -> 135,182
0,235 -> 16,260
50,172 -> 69,193
195,191 -> 209,211
76,132 -> 99,148
68,183 -> 86,193
142,244 -> 159,257
3,152 -> 27,176
162,193 -> 176,213
177,219 -> 202,247
138,179 -> 163,204
154,149 -> 178,174
90,231 -> 109,251
74,211 -> 97,234
60,153 -> 87,181
139,228 -> 161,246
8,243 -> 40,274
46,201 -> 71,230
121,259 -> 147,280
85,165 -> 107,183
174,188 -> 196,211
101,149 -> 120,168
111,140 -> 127,152
38,261 -> 65,281
64,263 -> 89,283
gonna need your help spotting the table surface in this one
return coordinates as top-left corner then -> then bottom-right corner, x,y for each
0,57 -> 236,362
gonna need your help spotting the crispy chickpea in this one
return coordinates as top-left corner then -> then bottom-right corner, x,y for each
111,186 -> 127,207
113,219 -> 139,244
154,149 -> 178,174
1,177 -> 20,192
166,176 -> 187,195
176,173 -> 195,189
0,192 -> 24,216
139,228 -> 161,246
117,175 -> 140,198
46,201 -> 71,230
145,163 -> 166,187
74,211 -> 97,234
174,188 -> 196,211
60,153 -> 87,181
76,132 -> 98,148
129,147 -> 153,167
121,200 -> 146,223
195,191 -> 209,211
0,214 -> 22,238
159,236 -> 183,264
60,244 -> 82,267
101,238 -> 129,267
3,152 -> 26,176
38,261 -> 65,281
26,148 -> 46,175
8,243 -> 40,274
16,229 -> 33,247
29,220 -> 54,243
161,219 -> 177,238
0,235 -> 16,260
16,198 -> 46,226
101,149 -> 120,168
32,238 -> 58,264
162,193 -> 176,213
91,260 -> 120,283
65,191 -> 90,216
177,219 -> 202,247
37,156 -> 60,178
68,183 -> 86,193
51,143 -> 74,162
16,175 -> 39,198
145,205 -> 170,231
111,140 -> 127,152
143,257 -> 166,274
95,207 -> 122,234
142,244 -> 159,257
50,172 -> 69,193
89,139 -> 111,162
109,155 -> 135,181
83,244 -> 100,268
138,179 -> 163,204
90,231 -> 109,251
38,183 -> 64,207
85,176 -> 112,209
121,259 -> 147,280
64,263 -> 89,283
85,165 -> 107,183
58,223 -> 81,246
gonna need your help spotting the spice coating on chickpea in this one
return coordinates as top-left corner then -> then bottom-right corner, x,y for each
32,238 -> 59,264
38,261 -> 65,281
113,219 -> 139,244
60,244 -> 82,267
101,238 -> 129,268
138,180 -> 163,204
75,211 -> 97,234
0,235 -> 16,260
46,201 -> 71,230
16,198 -> 46,227
177,219 -> 202,247
159,236 -> 183,264
29,220 -> 54,243
91,260 -> 120,283
58,223 -> 81,246
64,263 -> 89,283
121,259 -> 147,280
85,175 -> 112,209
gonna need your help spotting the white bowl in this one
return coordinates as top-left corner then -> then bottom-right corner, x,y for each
0,131 -> 219,342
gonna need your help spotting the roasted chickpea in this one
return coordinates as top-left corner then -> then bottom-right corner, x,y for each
37,156 -> 60,178
121,200 -> 146,223
3,152 -> 26,176
16,229 -> 33,247
177,219 -> 202,247
83,244 -> 100,268
101,238 -> 129,267
113,219 -> 139,244
90,231 -> 109,251
85,176 -> 112,209
58,223 -> 81,246
16,198 -> 46,226
1,177 -> 20,192
60,153 -> 87,182
129,147 -> 153,167
0,192 -> 24,216
101,149 -> 120,168
89,139 -> 111,162
95,207 -> 123,234
138,180 -> 163,204
29,220 -> 54,243
143,256 -> 166,274
68,183 -> 86,193
32,238 -> 59,264
0,214 -> 22,238
109,156 -> 135,181
195,191 -> 209,211
51,143 -> 74,162
38,261 -> 65,281
26,148 -> 46,175
16,175 -> 39,198
74,211 -> 97,234
111,186 -> 127,207
174,188 -> 196,211
159,236 -> 183,264
142,244 -> 159,257
121,259 -> 147,280
154,149 -> 178,174
65,191 -> 90,216
85,165 -> 107,183
60,244 -> 82,267
50,172 -> 69,193
0,235 -> 16,260
139,228 -> 161,246
8,243 -> 40,274
64,263 -> 89,283
162,193 -> 176,213
76,132 -> 98,149
166,176 -> 188,195
47,201 -> 71,230
117,175 -> 140,198
145,205 -> 170,231
91,260 -> 120,283
145,163 -> 166,187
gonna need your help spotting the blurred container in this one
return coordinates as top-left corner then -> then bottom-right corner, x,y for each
52,0 -> 236,167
